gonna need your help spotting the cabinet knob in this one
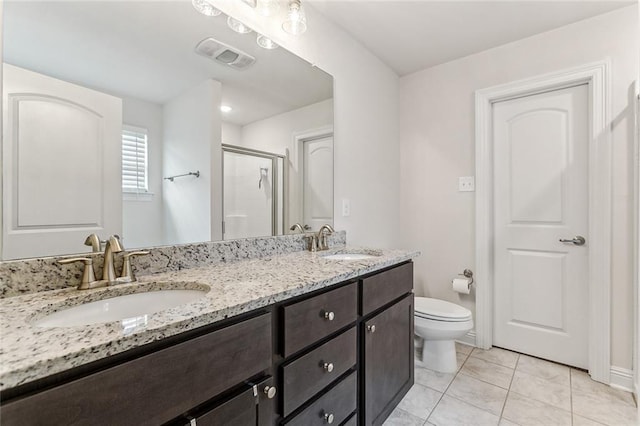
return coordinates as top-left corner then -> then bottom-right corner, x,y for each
323,311 -> 335,321
263,385 -> 277,399
322,362 -> 334,373
323,412 -> 335,424
367,324 -> 376,333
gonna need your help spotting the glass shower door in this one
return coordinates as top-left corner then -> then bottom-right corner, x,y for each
222,146 -> 284,240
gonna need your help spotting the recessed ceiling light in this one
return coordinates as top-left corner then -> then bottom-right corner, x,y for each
220,105 -> 233,113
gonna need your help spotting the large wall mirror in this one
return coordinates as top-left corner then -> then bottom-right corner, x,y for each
2,1 -> 334,260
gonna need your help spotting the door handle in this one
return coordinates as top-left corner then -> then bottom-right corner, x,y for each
559,236 -> 586,246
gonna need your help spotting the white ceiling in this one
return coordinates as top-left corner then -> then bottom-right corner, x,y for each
3,1 -> 333,126
309,0 -> 635,76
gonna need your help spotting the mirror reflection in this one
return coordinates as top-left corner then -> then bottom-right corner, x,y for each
2,1 -> 333,260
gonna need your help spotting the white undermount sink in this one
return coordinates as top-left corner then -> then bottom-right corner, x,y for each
33,289 -> 208,328
323,253 -> 379,261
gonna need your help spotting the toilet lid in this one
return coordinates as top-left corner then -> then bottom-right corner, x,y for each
415,297 -> 472,321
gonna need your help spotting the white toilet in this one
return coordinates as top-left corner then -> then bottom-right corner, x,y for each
414,297 -> 473,373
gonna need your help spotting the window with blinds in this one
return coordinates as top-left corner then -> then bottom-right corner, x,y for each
122,125 -> 148,193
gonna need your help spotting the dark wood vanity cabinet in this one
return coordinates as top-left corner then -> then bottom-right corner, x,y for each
1,261 -> 414,426
277,262 -> 414,426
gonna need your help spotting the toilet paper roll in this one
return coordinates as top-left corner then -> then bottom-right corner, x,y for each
452,277 -> 472,294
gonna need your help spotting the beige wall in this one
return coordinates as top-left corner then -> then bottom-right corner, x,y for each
399,5 -> 638,369
214,2 -> 401,248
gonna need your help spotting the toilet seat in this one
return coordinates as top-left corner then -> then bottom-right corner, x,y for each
414,297 -> 472,322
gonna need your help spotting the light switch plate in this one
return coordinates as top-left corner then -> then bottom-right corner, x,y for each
459,176 -> 475,192
342,199 -> 351,217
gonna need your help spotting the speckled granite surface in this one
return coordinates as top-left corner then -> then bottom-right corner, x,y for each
0,245 -> 418,391
0,232 -> 346,298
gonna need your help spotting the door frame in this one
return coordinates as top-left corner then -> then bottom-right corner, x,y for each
475,60 -> 612,383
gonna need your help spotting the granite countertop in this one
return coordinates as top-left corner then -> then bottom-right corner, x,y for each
0,247 -> 418,391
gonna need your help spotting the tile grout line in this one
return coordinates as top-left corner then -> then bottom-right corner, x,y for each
423,350 -> 469,425
498,353 -> 520,424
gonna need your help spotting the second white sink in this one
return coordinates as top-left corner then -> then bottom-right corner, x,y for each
34,289 -> 208,328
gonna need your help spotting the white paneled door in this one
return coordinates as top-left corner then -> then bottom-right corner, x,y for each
2,64 -> 122,259
303,136 -> 333,231
493,84 -> 589,368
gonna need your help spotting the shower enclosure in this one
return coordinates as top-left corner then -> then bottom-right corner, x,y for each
222,144 -> 285,240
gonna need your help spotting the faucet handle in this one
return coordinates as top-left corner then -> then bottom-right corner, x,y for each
58,257 -> 97,290
305,234 -> 318,252
120,251 -> 150,282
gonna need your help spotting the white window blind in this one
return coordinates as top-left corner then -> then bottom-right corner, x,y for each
122,125 -> 148,193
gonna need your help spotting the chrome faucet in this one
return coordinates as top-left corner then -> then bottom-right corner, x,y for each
316,224 -> 335,251
102,235 -> 123,282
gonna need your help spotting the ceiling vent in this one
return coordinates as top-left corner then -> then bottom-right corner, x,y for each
195,37 -> 256,70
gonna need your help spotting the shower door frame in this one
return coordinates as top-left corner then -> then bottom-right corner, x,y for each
221,144 -> 287,239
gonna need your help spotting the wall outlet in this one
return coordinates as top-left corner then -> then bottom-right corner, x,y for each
459,176 -> 475,192
342,199 -> 351,217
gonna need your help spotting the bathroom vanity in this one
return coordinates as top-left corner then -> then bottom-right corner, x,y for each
0,242 -> 417,426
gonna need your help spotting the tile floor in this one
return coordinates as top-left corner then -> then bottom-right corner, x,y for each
383,344 -> 638,426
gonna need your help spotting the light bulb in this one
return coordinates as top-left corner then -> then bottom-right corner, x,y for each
227,16 -> 253,34
220,105 -> 232,113
257,34 -> 279,50
257,0 -> 280,17
282,0 -> 307,35
192,0 -> 222,17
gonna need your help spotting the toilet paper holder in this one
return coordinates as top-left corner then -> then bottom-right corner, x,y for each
459,269 -> 474,286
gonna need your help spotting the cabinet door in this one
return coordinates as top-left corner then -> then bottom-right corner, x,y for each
186,377 -> 275,426
190,386 -> 257,426
362,294 -> 414,426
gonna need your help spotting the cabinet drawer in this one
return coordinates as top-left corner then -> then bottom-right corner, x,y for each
361,262 -> 413,315
282,327 -> 357,416
284,371 -> 357,426
2,313 -> 272,426
282,282 -> 357,357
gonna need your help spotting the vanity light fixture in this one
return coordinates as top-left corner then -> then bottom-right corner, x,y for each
257,34 -> 279,50
228,16 -> 253,34
220,105 -> 233,113
282,0 -> 307,35
192,0 -> 222,17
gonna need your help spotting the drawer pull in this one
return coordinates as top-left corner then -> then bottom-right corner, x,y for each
322,362 -> 334,373
323,311 -> 335,321
323,412 -> 335,424
263,385 -> 277,399
367,325 -> 376,333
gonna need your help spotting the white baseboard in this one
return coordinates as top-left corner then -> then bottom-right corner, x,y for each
456,330 -> 476,348
610,366 -> 634,392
